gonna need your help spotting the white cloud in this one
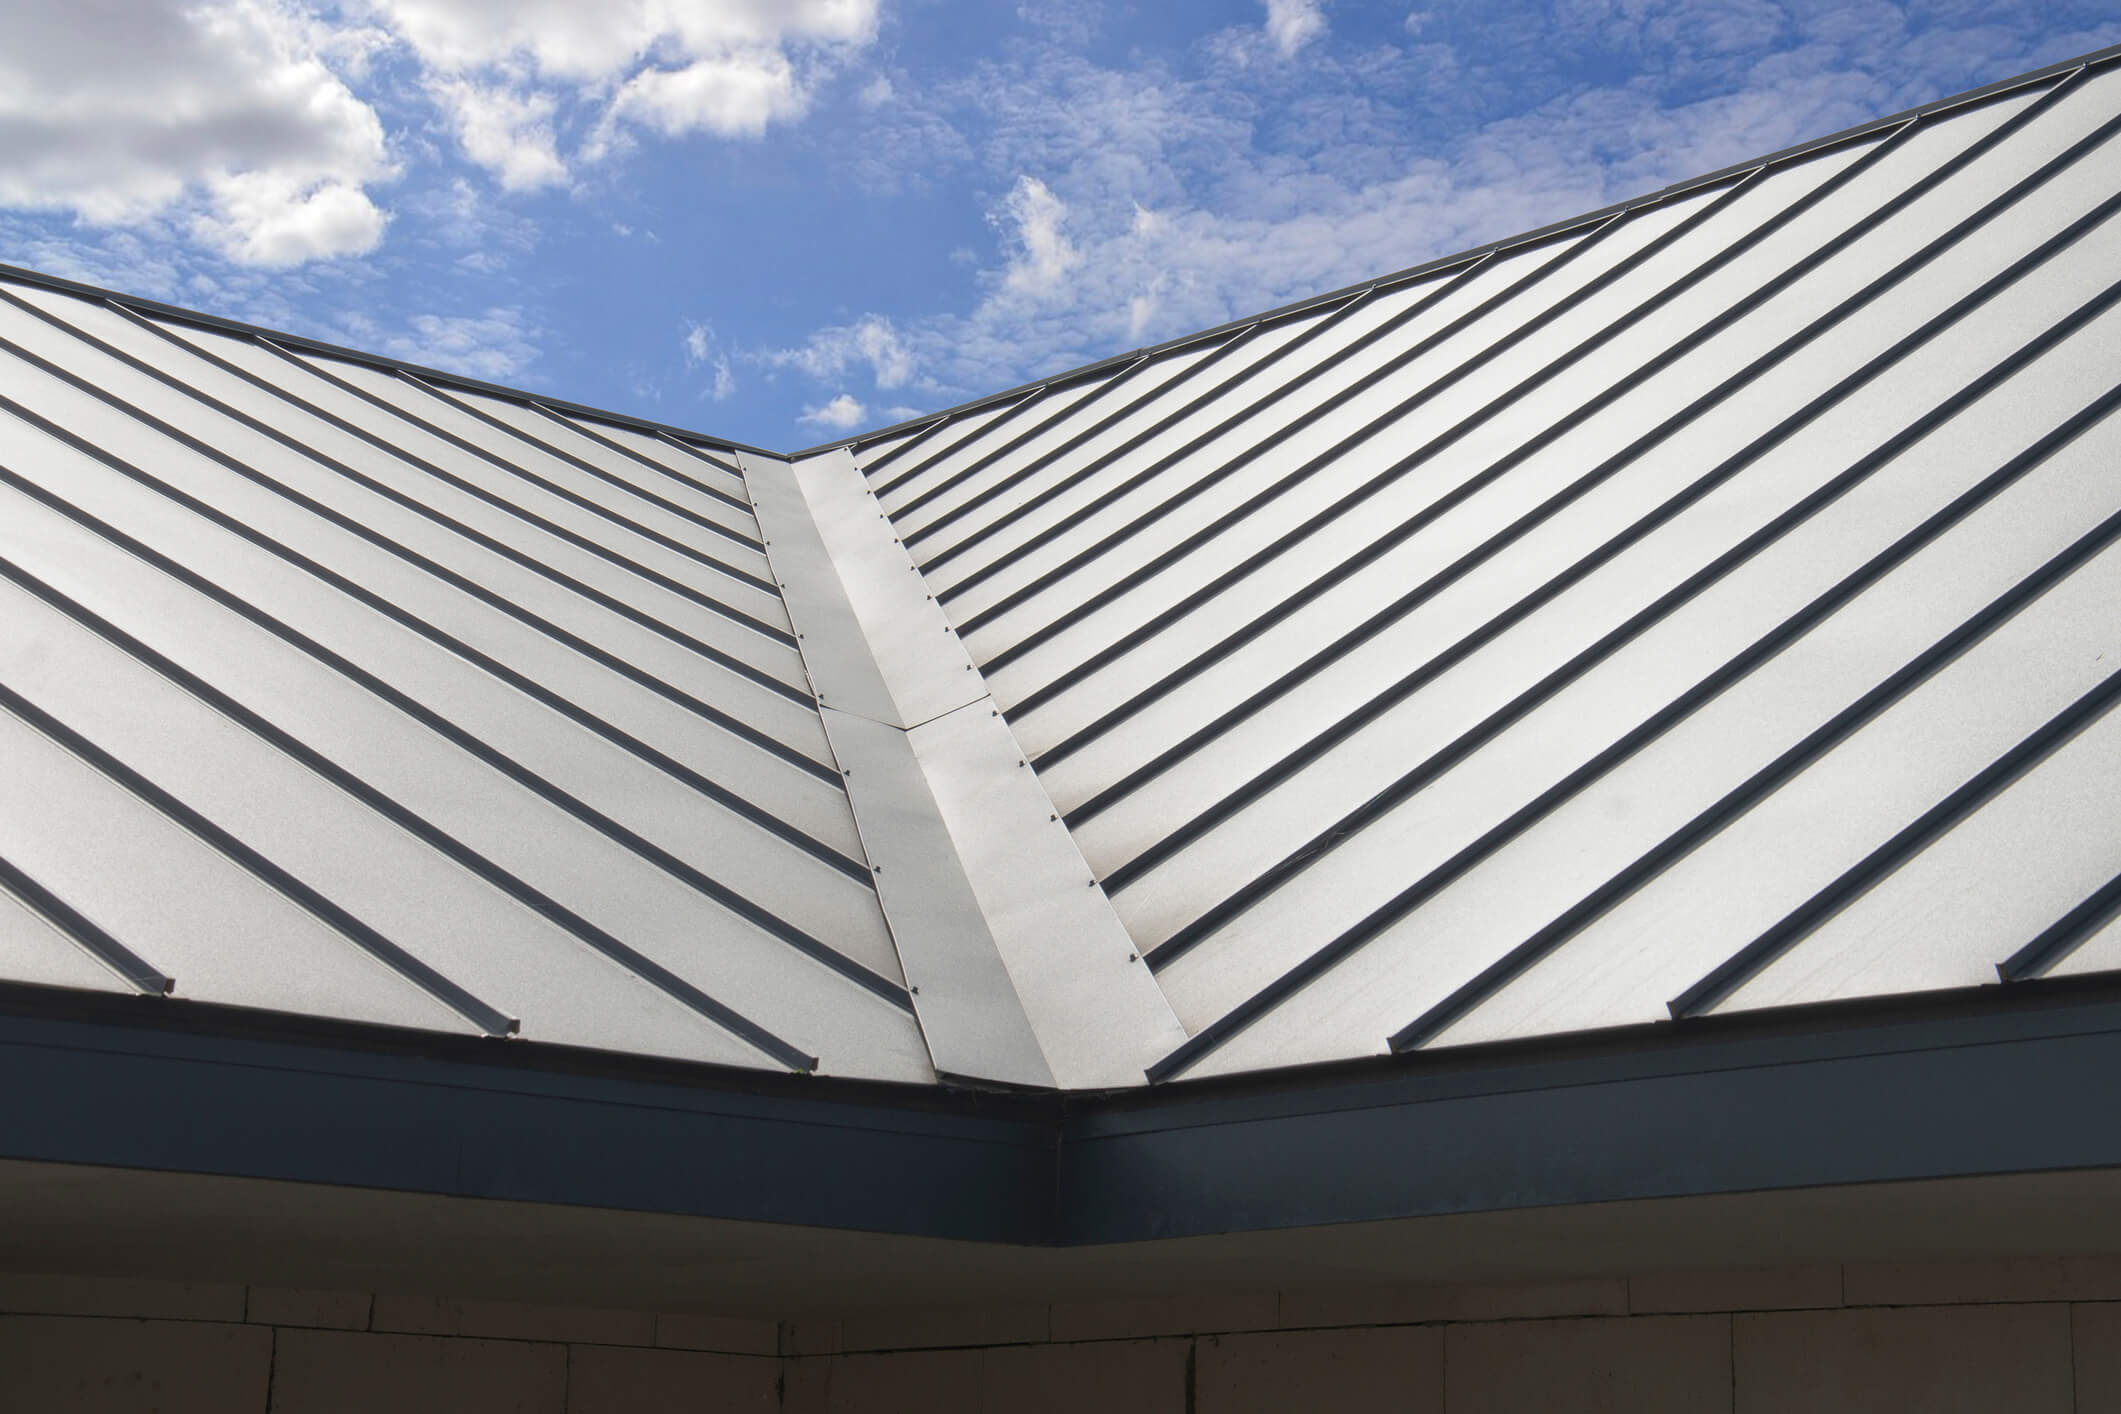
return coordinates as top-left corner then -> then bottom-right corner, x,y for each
363,0 -> 880,180
756,314 -> 915,388
799,393 -> 869,430
383,307 -> 539,381
430,77 -> 566,191
996,176 -> 1082,296
1264,0 -> 1328,57
0,0 -> 392,265
683,321 -> 738,401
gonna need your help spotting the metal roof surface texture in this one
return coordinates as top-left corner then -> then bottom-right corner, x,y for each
3,50 -> 2119,1091
0,275 -> 936,1082
853,51 -> 2121,1082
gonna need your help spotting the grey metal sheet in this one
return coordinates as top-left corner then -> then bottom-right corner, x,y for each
1083,165 -> 2121,921
0,300 -> 833,763
0,881 -> 138,996
1718,704 -> 2121,1011
904,699 -> 1187,1090
756,447 -> 984,729
0,666 -> 477,1034
824,705 -> 1056,1089
443,388 -> 764,544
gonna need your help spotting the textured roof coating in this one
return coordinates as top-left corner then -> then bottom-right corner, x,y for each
3,49 -> 2119,1089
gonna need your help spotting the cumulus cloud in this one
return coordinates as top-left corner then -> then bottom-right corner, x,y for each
799,393 -> 869,430
430,77 -> 567,191
1264,0 -> 1328,56
364,0 -> 879,180
756,314 -> 915,388
683,321 -> 738,401
0,0 -> 392,265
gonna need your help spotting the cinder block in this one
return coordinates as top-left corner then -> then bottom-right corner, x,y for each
1197,1325 -> 1443,1413
836,1300 -> 1047,1352
800,1349 -> 980,1414
1278,1276 -> 1625,1330
0,1313 -> 271,1412
564,1344 -> 778,1412
1735,1304 -> 2071,1413
1444,1314 -> 1729,1413
654,1311 -> 779,1355
1628,1265 -> 1841,1314
980,1337 -> 1187,1412
369,1293 -> 654,1346
782,1356 -> 833,1414
268,1328 -> 566,1413
1844,1255 -> 2121,1307
0,1271 -> 246,1322
2073,1303 -> 2121,1411
1049,1291 -> 1276,1342
245,1286 -> 372,1330
782,1318 -> 842,1356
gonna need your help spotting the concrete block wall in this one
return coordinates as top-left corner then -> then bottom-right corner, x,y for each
0,1273 -> 779,1412
6,1258 -> 2121,1411
782,1258 -> 2121,1413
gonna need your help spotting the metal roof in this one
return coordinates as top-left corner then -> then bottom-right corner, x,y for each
857,47 -> 2121,1082
2,47 -> 2119,1091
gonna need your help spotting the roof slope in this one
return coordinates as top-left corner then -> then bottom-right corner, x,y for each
2,49 -> 2119,1091
854,49 -> 2121,1081
0,274 -> 935,1082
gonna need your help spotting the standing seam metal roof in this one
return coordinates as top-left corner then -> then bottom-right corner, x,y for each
1,46 -> 2118,1089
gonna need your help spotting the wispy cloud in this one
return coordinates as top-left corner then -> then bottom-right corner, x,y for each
683,321 -> 737,401
1264,0 -> 1328,57
382,307 -> 540,382
755,314 -> 915,388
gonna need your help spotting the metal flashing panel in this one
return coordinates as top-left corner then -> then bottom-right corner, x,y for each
758,444 -> 1185,1089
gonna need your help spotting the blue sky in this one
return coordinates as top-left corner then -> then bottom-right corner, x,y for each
3,1 -> 2116,450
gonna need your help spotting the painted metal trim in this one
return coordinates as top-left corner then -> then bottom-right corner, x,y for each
5,977 -> 2121,1245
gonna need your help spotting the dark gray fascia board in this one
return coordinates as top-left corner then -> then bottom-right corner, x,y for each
5,975 -> 2121,1246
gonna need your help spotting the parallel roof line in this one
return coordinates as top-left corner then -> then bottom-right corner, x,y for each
0,387 -> 840,783
0,558 -> 827,1071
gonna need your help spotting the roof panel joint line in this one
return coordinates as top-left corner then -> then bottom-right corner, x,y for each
1145,302 -> 2121,1082
0,385 -> 837,786
0,456 -> 859,878
391,369 -> 768,551
0,560 -> 820,1070
2000,871 -> 2121,981
249,335 -> 783,596
741,447 -> 1186,1089
0,298 -> 814,706
906,289 -> 1387,582
0,852 -> 172,996
1023,169 -> 1776,760
0,684 -> 511,1033
1109,145 -> 2121,910
1404,414 -> 2121,1052
521,397 -> 756,513
1669,665 -> 2121,1020
898,326 -> 1272,558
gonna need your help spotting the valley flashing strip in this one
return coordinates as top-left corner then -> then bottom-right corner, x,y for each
742,449 -> 1185,1089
